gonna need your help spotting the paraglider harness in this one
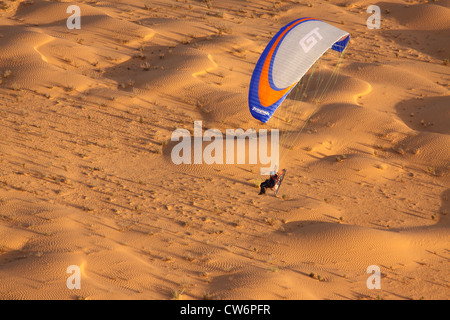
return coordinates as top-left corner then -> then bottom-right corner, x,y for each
259,172 -> 279,195
269,173 -> 279,190
259,169 -> 287,196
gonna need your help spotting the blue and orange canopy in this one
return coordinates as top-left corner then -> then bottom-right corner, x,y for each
249,18 -> 350,123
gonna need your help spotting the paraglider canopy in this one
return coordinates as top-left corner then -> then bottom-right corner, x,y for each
249,18 -> 350,123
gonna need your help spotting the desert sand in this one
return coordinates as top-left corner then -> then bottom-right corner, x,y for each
0,0 -> 449,300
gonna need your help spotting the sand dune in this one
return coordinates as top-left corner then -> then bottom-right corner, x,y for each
379,2 -> 450,30
0,0 -> 449,300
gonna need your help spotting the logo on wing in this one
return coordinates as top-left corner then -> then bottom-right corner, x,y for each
252,107 -> 270,116
299,27 -> 322,53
